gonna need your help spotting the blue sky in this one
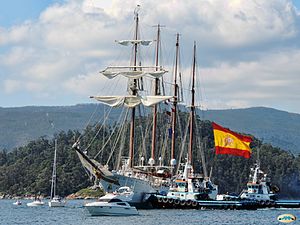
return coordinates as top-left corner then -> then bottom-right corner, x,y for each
1,0 -> 300,114
0,0 -> 64,27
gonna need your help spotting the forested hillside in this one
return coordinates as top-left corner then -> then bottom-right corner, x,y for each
0,118 -> 299,198
1,105 -> 300,155
0,104 -> 118,150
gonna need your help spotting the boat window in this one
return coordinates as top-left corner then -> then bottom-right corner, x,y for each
117,203 -> 127,206
109,198 -> 122,203
98,199 -> 109,202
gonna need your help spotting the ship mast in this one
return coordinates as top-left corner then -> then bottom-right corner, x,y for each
50,139 -> 57,199
129,6 -> 140,168
170,33 -> 180,168
149,24 -> 161,167
188,42 -> 196,166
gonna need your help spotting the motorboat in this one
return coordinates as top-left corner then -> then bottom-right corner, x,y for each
48,196 -> 66,207
85,198 -> 138,216
84,186 -> 138,216
13,200 -> 22,205
27,199 -> 45,207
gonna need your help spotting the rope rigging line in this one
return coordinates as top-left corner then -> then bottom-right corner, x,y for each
93,107 -> 128,159
106,108 -> 130,165
82,105 -> 114,153
136,105 -> 153,161
176,115 -> 189,175
195,117 -> 208,177
75,103 -> 101,144
116,120 -> 128,170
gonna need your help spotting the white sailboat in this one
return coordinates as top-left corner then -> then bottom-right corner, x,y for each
49,139 -> 65,207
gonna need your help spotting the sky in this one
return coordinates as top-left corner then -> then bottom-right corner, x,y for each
1,0 -> 300,114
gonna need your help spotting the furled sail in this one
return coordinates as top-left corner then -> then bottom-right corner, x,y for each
117,40 -> 153,46
90,95 -> 173,108
101,69 -> 167,79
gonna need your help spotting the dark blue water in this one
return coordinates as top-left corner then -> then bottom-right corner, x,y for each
1,199 -> 299,225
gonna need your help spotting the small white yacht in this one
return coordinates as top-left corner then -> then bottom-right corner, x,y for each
27,199 -> 45,207
84,187 -> 138,216
13,200 -> 22,205
48,196 -> 66,207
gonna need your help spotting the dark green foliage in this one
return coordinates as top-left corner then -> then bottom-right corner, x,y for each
0,132 -> 92,197
0,114 -> 299,199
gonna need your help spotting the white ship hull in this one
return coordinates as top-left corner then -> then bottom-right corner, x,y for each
27,200 -> 45,207
48,199 -> 66,207
85,202 -> 138,216
99,173 -> 169,206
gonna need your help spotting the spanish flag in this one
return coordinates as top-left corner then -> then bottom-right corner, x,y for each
212,122 -> 253,158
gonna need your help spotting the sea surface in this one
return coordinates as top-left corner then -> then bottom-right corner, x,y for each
0,199 -> 299,225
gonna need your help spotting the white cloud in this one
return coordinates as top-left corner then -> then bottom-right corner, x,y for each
3,80 -> 21,94
0,0 -> 300,113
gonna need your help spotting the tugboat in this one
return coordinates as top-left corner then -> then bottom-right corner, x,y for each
239,162 -> 278,206
165,160 -> 218,202
151,159 -> 218,209
151,159 -> 259,210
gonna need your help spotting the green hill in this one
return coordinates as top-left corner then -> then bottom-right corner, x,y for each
1,105 -> 300,154
0,104 -> 119,151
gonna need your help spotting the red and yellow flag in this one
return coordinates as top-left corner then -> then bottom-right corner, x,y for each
212,122 -> 253,158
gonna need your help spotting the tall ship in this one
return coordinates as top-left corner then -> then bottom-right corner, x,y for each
73,6 -> 217,208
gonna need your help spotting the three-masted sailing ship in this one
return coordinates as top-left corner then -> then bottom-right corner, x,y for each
73,6 -> 217,207
73,6 -> 175,207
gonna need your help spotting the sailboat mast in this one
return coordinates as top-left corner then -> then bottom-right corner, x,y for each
171,33 -> 180,166
50,139 -> 57,199
188,42 -> 196,165
129,6 -> 140,168
150,24 -> 161,166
